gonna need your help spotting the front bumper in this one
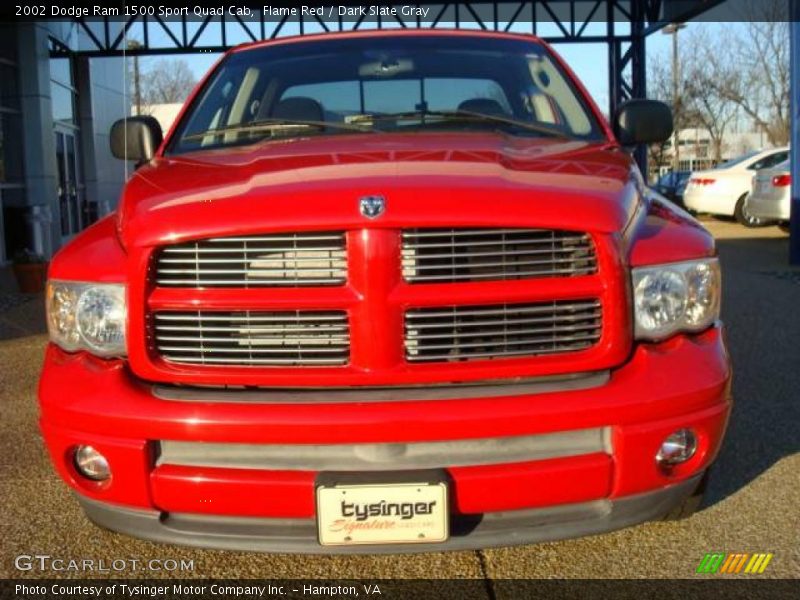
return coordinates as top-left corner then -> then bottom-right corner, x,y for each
77,474 -> 704,554
39,326 -> 731,552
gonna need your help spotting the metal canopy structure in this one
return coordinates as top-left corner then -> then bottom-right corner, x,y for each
51,0 -> 726,118
49,0 -> 798,264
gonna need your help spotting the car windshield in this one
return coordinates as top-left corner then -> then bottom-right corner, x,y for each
715,150 -> 761,170
168,35 -> 605,154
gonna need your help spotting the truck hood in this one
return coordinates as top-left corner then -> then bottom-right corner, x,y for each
118,132 -> 640,248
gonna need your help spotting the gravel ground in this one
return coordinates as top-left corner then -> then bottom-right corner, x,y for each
0,219 -> 798,582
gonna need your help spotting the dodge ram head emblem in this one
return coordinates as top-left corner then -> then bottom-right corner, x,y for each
359,195 -> 385,219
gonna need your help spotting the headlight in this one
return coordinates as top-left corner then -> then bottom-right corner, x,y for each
46,281 -> 127,357
632,259 -> 721,341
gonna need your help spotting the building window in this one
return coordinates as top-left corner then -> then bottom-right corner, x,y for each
50,55 -> 86,239
0,25 -> 24,263
0,24 -> 17,63
0,113 -> 24,183
50,57 -> 77,127
0,62 -> 20,111
0,27 -> 22,184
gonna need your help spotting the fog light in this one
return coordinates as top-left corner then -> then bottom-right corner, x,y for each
73,445 -> 111,481
656,429 -> 697,467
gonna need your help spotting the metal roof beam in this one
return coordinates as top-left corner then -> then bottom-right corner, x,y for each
50,2 -> 728,57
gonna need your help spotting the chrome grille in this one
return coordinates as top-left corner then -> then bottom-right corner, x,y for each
155,232 -> 347,287
153,311 -> 349,366
402,228 -> 596,283
405,300 -> 601,362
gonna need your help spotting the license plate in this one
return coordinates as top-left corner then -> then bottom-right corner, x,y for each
316,481 -> 448,546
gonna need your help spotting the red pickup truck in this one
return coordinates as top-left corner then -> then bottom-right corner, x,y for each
40,30 -> 731,553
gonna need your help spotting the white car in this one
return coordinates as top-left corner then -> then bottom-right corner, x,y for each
745,159 -> 791,228
683,147 -> 790,227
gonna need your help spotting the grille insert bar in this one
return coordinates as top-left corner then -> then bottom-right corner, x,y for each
155,232 -> 347,287
158,427 -> 610,471
153,311 -> 349,366
405,300 -> 601,363
402,228 -> 596,283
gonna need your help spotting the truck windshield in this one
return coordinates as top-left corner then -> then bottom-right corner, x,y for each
168,35 -> 605,154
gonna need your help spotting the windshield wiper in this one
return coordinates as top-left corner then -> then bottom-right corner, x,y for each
356,109 -> 572,139
182,118 -> 374,142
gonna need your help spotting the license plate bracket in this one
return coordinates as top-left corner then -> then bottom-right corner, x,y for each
315,471 -> 449,547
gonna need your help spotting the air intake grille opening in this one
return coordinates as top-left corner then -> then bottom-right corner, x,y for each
405,300 -> 601,362
153,311 -> 349,366
154,232 -> 347,287
402,228 -> 596,283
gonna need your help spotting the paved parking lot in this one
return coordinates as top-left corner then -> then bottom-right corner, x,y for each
1,219 -> 798,581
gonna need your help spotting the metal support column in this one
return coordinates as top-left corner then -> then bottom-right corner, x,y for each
790,1 -> 800,264
608,2 -> 649,176
607,11 -> 620,119
630,0 -> 648,174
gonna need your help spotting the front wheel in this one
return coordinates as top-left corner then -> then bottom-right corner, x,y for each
734,193 -> 771,228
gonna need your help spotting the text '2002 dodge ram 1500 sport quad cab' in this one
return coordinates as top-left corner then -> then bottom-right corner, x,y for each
40,30 -> 731,553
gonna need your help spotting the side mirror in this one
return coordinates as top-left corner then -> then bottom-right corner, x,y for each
614,99 -> 673,146
110,116 -> 163,163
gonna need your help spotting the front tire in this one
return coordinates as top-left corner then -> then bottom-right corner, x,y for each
734,193 -> 770,228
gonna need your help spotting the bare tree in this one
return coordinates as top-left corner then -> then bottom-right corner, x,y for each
138,59 -> 198,110
681,30 -> 739,163
647,22 -> 781,172
703,4 -> 790,146
646,48 -> 699,174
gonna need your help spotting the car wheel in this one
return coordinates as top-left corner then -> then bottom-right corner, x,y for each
661,470 -> 710,521
734,193 -> 770,228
